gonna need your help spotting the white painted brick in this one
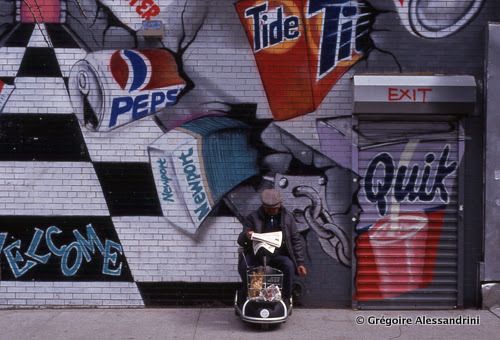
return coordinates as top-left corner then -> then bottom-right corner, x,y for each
114,216 -> 242,282
0,162 -> 108,216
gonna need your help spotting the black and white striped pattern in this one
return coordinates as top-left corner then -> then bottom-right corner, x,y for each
0,21 -> 145,307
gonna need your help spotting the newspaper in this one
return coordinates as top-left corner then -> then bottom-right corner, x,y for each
251,231 -> 283,255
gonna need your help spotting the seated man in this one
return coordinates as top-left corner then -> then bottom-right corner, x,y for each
237,189 -> 307,303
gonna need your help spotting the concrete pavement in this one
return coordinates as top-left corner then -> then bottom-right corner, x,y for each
0,308 -> 498,340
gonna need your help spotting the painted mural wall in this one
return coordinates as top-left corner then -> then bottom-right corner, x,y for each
0,0 -> 494,307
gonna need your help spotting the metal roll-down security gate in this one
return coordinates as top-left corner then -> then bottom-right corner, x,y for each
352,75 -> 476,309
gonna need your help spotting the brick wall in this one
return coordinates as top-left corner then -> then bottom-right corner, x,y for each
0,0 -> 496,307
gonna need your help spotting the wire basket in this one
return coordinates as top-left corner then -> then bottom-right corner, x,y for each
246,266 -> 283,301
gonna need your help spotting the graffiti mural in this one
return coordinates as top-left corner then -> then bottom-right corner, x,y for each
235,0 -> 374,120
0,217 -> 133,281
279,174 -> 351,266
355,121 -> 461,301
21,0 -> 63,23
0,0 -> 493,308
69,49 -> 186,131
97,0 -> 162,30
261,123 -> 354,267
149,116 -> 259,236
394,0 -> 485,38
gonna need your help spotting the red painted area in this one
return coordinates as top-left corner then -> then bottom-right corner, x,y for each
235,0 -> 363,121
141,49 -> 185,90
354,209 -> 445,301
399,0 -> 405,6
110,49 -> 186,91
110,51 -> 130,90
21,0 -> 61,23
129,0 -> 161,20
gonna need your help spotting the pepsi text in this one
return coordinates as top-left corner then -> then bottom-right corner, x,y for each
109,88 -> 180,128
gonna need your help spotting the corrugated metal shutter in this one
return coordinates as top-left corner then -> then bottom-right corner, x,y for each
354,120 -> 460,309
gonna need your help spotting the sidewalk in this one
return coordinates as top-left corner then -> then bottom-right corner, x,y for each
0,308 -> 498,340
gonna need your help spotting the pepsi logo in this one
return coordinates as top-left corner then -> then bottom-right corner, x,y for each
110,50 -> 152,93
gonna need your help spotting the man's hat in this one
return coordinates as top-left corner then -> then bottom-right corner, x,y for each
261,189 -> 282,208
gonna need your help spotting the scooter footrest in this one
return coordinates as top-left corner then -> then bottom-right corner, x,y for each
244,300 -> 286,319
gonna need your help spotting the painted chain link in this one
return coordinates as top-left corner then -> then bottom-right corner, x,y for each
293,186 -> 351,267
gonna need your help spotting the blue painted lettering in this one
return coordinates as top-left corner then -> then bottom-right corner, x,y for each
307,0 -> 358,78
1,224 -> 123,278
157,158 -> 174,202
46,226 -> 66,256
73,224 -> 105,262
109,96 -> 133,127
151,92 -> 165,113
109,89 -> 181,128
245,2 -> 300,52
3,240 -> 37,278
178,147 -> 210,221
364,145 -> 457,216
132,94 -> 149,121
61,241 -> 84,276
166,89 -> 180,102
0,233 -> 7,253
25,228 -> 51,264
194,202 -> 210,221
103,240 -> 123,276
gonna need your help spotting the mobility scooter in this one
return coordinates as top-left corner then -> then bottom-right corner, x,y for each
234,243 -> 291,329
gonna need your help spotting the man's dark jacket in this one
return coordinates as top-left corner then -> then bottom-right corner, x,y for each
237,207 -> 305,269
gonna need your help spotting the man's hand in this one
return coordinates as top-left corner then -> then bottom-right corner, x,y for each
297,265 -> 307,277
